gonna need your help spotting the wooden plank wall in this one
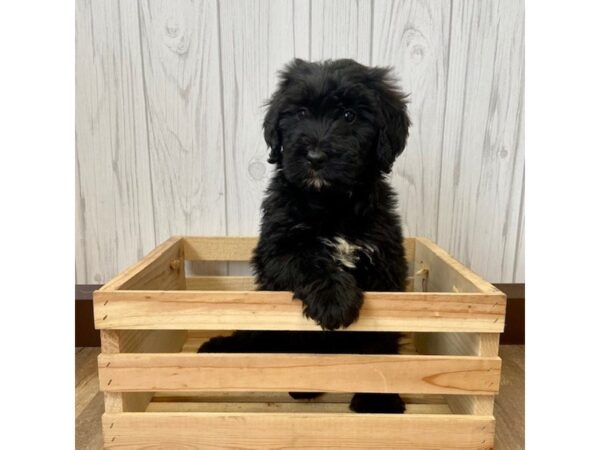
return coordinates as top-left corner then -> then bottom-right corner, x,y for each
76,0 -> 524,284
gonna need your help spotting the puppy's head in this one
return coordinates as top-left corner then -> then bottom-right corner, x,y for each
264,59 -> 410,192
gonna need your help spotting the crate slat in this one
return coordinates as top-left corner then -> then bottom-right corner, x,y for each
145,401 -> 452,414
414,238 -> 500,294
183,236 -> 258,261
182,237 -> 416,264
94,290 -> 506,332
98,353 -> 501,395
100,237 -> 185,291
150,392 -> 449,404
185,275 -> 257,290
102,412 -> 495,449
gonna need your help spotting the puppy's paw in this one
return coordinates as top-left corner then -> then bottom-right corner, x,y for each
350,393 -> 406,414
295,273 -> 363,330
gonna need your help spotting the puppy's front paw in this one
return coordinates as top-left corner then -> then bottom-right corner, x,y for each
295,273 -> 364,330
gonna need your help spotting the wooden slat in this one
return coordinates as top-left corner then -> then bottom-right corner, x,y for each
183,236 -> 258,261
185,275 -> 257,290
98,353 -> 500,395
403,236 -> 416,263
100,330 -> 187,413
186,273 -> 414,292
145,401 -> 452,414
148,392 -> 451,414
136,1 -> 228,246
183,236 -> 417,263
415,237 -> 502,294
414,332 -> 501,416
372,0 -> 451,244
150,392 -> 448,405
94,290 -> 505,332
75,0 -> 157,286
310,0 -> 372,64
99,237 -> 184,291
102,412 -> 495,449
218,1 -> 309,241
435,0 -> 524,283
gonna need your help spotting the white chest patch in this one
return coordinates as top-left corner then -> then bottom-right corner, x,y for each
321,236 -> 376,269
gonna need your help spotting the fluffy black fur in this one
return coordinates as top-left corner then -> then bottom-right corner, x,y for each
199,59 -> 410,413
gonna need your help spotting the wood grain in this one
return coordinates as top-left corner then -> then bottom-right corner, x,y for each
93,290 -> 505,332
371,0 -> 451,241
436,0 -> 525,283
76,0 -> 525,284
102,412 -> 495,449
414,332 -> 501,416
137,0 -> 227,243
144,400 -> 451,414
183,236 -> 257,261
183,236 -> 415,263
219,0 -> 310,240
414,237 -> 502,294
186,275 -> 257,291
310,0 -> 372,64
495,345 -> 525,449
98,352 -> 500,395
99,236 -> 184,291
77,346 -> 525,449
150,391 -> 448,405
99,329 -> 187,413
75,0 -> 156,284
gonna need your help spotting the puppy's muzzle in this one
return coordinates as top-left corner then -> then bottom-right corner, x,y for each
307,149 -> 327,168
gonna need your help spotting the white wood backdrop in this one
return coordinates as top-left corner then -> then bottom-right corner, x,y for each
76,0 -> 524,284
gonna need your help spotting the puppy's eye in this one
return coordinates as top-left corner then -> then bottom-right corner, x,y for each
343,109 -> 356,123
297,108 -> 308,120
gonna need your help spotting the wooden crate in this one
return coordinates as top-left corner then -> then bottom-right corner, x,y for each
93,236 -> 506,449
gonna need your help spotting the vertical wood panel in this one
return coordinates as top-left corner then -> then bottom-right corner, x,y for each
310,0 -> 372,64
76,0 -> 156,284
219,0 -> 310,240
514,170 -> 525,282
76,0 -> 525,283
371,0 -> 451,239
138,0 -> 227,242
436,0 -> 524,282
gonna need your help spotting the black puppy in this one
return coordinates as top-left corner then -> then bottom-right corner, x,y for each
200,59 -> 410,413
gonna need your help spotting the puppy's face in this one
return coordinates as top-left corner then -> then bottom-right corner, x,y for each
264,59 -> 410,192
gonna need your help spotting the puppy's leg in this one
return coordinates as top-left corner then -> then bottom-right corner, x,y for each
350,393 -> 406,414
340,332 -> 406,413
197,331 -> 254,353
288,392 -> 324,400
294,270 -> 363,331
256,237 -> 365,330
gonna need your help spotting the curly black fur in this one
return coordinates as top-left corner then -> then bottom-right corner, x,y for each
199,59 -> 411,413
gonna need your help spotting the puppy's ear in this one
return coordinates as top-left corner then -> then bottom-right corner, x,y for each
369,67 -> 411,173
263,59 -> 309,164
263,89 -> 284,164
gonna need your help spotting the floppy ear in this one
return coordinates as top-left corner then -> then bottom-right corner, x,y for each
369,67 -> 411,173
263,59 -> 310,164
263,90 -> 284,164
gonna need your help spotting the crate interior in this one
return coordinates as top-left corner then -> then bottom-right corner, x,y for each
133,330 -> 467,415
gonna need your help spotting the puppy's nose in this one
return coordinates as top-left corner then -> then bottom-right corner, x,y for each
307,149 -> 327,167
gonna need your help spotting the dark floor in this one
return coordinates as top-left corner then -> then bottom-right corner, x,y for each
75,345 -> 524,449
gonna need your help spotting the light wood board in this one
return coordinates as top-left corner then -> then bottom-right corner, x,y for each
94,290 -> 505,332
102,412 -> 495,449
98,352 -> 500,395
